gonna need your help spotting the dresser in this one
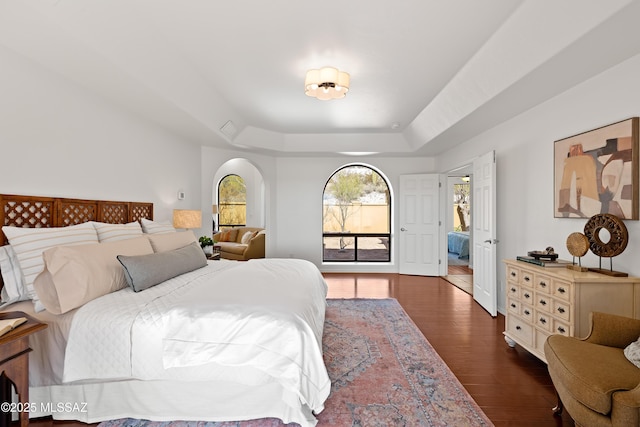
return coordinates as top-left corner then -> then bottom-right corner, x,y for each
503,259 -> 640,363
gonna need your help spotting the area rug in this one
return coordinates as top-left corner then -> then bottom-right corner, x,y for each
99,298 -> 492,427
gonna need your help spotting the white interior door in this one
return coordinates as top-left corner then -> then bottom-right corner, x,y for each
473,151 -> 497,316
399,174 -> 440,276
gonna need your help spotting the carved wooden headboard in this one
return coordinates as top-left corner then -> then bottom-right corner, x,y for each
0,194 -> 154,245
0,194 -> 153,290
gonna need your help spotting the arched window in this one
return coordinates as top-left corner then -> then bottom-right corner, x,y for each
322,165 -> 391,262
218,174 -> 246,229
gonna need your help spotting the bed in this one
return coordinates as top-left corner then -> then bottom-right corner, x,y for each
0,194 -> 330,426
447,231 -> 470,258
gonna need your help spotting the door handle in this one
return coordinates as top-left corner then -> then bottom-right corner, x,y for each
401,227 -> 407,231
484,239 -> 499,244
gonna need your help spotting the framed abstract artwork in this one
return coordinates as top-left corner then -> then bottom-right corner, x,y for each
554,117 -> 639,219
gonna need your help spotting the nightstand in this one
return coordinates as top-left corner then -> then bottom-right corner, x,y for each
207,244 -> 221,261
0,311 -> 47,427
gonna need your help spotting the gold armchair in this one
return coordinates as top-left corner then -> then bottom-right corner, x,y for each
544,312 -> 640,426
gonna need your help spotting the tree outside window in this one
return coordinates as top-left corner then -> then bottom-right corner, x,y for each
323,165 -> 391,261
218,174 -> 246,228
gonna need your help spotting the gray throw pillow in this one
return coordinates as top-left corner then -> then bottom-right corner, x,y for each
117,242 -> 207,292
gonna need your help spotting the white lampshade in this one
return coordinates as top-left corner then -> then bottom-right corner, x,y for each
172,209 -> 202,229
305,67 -> 350,100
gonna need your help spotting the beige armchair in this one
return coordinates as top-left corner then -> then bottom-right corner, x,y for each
213,227 -> 265,261
544,312 -> 640,426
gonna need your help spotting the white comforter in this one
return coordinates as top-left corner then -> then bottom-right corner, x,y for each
63,258 -> 330,413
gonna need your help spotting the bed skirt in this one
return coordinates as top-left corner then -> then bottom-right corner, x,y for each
29,379 -> 319,427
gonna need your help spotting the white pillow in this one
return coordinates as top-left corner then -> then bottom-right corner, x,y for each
140,218 -> 176,234
0,245 -> 28,307
625,337 -> 640,368
2,222 -> 99,310
33,236 -> 154,314
145,230 -> 197,253
92,221 -> 143,242
241,231 -> 255,244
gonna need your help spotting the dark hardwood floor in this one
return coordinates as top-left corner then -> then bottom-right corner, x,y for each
31,272 -> 573,427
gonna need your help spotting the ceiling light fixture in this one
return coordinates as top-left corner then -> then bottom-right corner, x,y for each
305,67 -> 350,100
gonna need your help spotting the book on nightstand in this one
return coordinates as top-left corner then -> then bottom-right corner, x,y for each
516,256 -> 573,268
0,317 -> 27,337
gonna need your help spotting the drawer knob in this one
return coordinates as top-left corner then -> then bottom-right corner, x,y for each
524,276 -> 530,282
558,287 -> 566,294
516,326 -> 522,331
540,318 -> 547,324
524,293 -> 531,299
524,309 -> 530,315
557,326 -> 566,334
510,303 -> 516,308
539,300 -> 547,306
539,281 -> 547,287
511,272 -> 516,277
510,287 -> 516,293
557,307 -> 565,314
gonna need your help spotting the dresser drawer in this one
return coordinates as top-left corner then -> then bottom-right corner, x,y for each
552,299 -> 571,322
521,288 -> 534,305
521,270 -> 534,288
521,303 -> 534,322
552,319 -> 571,337
506,316 -> 533,346
507,282 -> 520,300
507,266 -> 519,283
535,311 -> 553,332
553,280 -> 572,301
535,293 -> 552,313
534,273 -> 552,295
507,297 -> 520,315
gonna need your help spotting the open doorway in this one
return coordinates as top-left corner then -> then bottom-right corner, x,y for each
445,169 -> 473,294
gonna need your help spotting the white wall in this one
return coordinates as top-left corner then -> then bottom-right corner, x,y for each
274,156 -> 435,272
437,52 -> 640,313
0,46 -> 202,228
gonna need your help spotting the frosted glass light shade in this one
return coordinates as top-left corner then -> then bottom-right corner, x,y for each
305,67 -> 350,100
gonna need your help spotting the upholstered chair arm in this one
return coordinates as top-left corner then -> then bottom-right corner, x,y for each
612,382 -> 640,427
213,231 -> 222,242
583,312 -> 640,349
243,232 -> 265,259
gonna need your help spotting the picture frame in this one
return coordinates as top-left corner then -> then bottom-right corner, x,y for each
554,117 -> 639,219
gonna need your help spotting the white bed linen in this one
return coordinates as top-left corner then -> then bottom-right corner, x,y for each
2,299 -> 75,386
60,258 -> 330,423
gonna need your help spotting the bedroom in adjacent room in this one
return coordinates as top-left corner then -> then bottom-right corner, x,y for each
445,173 -> 473,294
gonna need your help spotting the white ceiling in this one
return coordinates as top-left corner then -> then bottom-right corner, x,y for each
2,0 -> 640,156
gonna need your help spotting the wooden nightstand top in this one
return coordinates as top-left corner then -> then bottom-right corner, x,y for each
0,311 -> 47,344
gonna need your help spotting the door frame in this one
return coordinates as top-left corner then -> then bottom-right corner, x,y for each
443,166 -> 473,274
440,154 -> 497,316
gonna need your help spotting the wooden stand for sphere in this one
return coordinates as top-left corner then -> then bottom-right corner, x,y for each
567,256 -> 589,272
587,257 -> 628,277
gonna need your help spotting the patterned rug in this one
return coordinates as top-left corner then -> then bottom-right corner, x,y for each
99,298 -> 492,427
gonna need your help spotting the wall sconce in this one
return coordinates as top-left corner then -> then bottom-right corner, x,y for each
172,209 -> 201,230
